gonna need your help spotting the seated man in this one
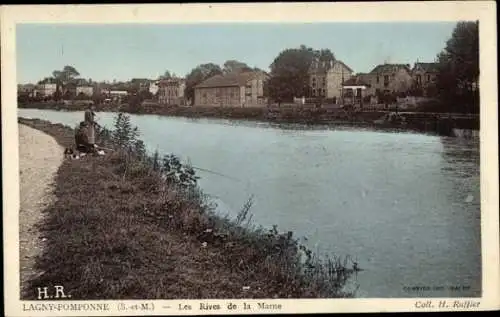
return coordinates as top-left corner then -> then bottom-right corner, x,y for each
75,121 -> 96,153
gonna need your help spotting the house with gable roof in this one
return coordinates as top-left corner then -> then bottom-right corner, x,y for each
157,77 -> 186,106
308,59 -> 354,103
194,70 -> 268,107
341,75 -> 372,106
411,62 -> 440,96
366,63 -> 413,96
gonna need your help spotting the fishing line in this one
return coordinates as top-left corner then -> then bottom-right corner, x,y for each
191,165 -> 243,183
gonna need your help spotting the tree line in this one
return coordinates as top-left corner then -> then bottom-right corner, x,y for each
183,21 -> 479,113
26,21 -> 479,113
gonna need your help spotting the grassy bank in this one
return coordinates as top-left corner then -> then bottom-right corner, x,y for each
19,116 -> 358,300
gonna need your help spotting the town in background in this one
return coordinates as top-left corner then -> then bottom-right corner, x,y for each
18,21 -> 479,118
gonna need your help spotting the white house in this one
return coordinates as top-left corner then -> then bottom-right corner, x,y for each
149,81 -> 159,96
76,86 -> 94,97
102,90 -> 129,103
35,83 -> 58,97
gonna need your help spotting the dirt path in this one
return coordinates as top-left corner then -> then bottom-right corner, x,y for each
19,124 -> 64,297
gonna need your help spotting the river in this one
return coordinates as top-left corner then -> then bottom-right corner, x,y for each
18,108 -> 481,298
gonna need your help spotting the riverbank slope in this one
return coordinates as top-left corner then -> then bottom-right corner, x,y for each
19,117 -> 357,300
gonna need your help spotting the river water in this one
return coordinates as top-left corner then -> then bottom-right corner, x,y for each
18,108 -> 481,298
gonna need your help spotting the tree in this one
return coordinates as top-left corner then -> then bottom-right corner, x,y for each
111,112 -> 140,149
92,92 -> 105,105
184,63 -> 223,105
315,48 -> 335,63
52,65 -> 80,99
161,70 -> 172,79
128,94 -> 143,113
222,60 -> 252,74
265,45 -> 335,102
436,21 -> 479,113
38,77 -> 56,85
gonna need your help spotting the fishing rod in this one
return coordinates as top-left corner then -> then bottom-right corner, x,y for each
190,165 -> 242,182
95,145 -> 115,152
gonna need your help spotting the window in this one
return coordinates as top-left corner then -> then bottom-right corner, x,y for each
427,75 -> 431,82
376,76 -> 380,84
416,75 -> 422,85
384,75 -> 389,87
312,89 -> 316,96
312,82 -> 316,87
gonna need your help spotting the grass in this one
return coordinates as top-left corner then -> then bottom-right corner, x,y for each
19,116 -> 359,300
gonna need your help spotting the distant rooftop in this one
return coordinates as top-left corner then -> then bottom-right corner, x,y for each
195,70 -> 266,89
157,77 -> 185,86
413,62 -> 440,73
369,63 -> 412,74
342,76 -> 370,87
309,60 -> 354,74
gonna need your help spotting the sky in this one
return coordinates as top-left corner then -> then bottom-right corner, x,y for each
16,22 -> 457,84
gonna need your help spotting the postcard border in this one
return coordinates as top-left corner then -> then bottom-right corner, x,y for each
2,2 -> 499,315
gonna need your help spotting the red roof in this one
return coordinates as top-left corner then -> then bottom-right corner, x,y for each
309,60 -> 353,74
195,71 -> 266,89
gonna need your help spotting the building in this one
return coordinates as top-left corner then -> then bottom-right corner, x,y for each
149,81 -> 159,96
341,76 -> 370,106
366,63 -> 413,96
194,71 -> 268,108
157,78 -> 186,106
308,59 -> 354,103
76,86 -> 94,97
411,62 -> 439,96
35,83 -> 58,97
102,90 -> 129,103
18,84 -> 36,97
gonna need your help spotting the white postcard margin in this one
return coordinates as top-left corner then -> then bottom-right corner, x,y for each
1,2 -> 499,315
